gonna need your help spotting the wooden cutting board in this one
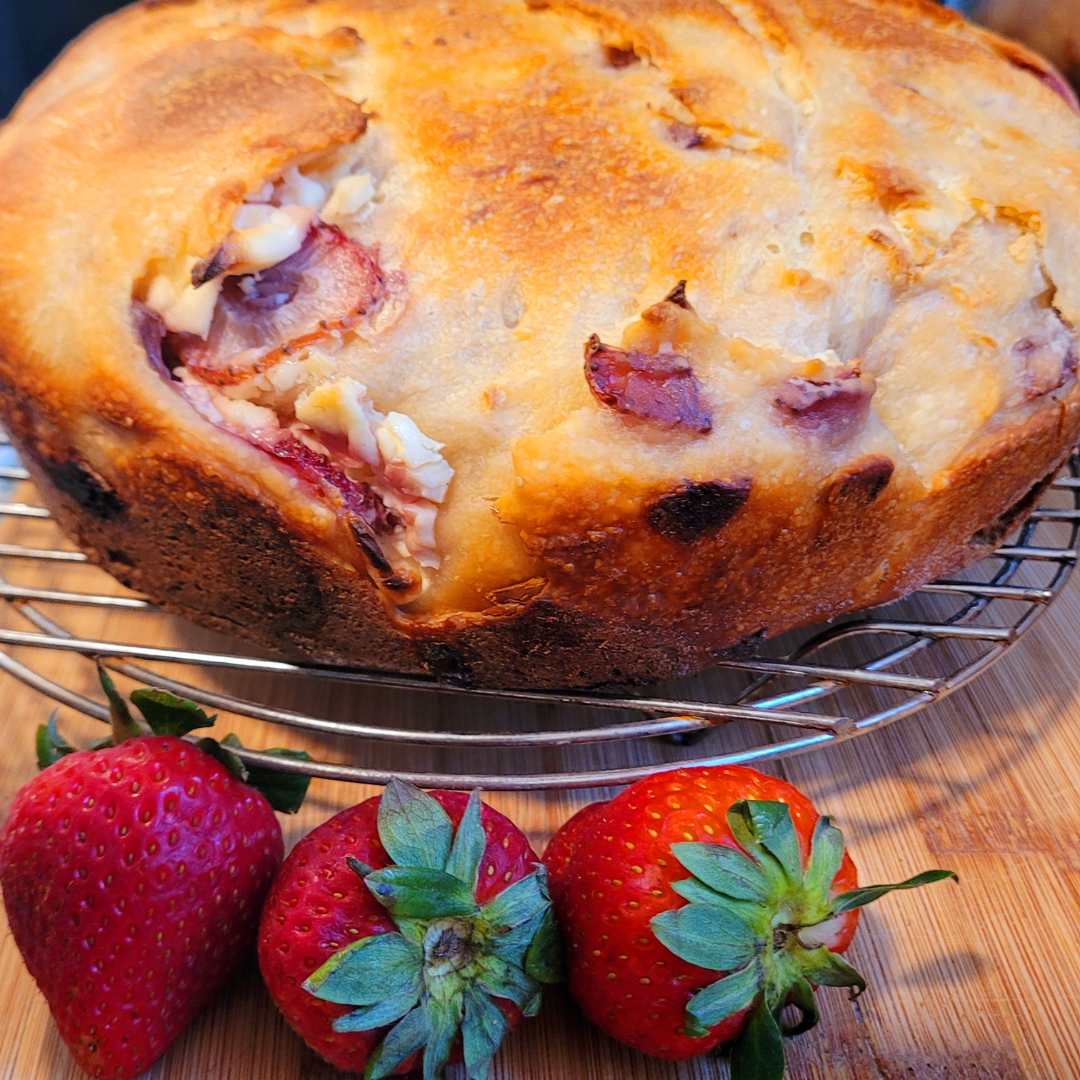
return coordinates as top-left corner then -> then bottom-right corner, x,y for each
0,484 -> 1078,1080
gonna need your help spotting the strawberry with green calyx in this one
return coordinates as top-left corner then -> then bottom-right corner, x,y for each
545,765 -> 956,1077
1,667 -> 313,1080
651,800 -> 954,1076
259,779 -> 561,1078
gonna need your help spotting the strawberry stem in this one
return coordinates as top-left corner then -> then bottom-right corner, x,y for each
96,663 -> 143,744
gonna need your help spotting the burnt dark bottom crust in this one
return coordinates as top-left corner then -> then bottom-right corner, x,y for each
4,384 -> 1078,690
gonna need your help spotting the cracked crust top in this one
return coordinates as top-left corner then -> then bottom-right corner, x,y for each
1,0 -> 1080,687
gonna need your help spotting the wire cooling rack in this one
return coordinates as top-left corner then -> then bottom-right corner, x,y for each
0,429 -> 1076,790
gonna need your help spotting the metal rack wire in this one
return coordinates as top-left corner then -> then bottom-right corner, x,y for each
0,428 -> 1076,790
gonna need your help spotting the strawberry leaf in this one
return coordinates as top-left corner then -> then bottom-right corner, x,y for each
665,876 -> 717,902
365,866 -> 479,919
194,736 -> 247,781
191,735 -> 312,813
730,997 -> 785,1080
728,801 -> 803,884
479,870 -> 549,933
476,955 -> 541,1010
129,688 -> 216,736
781,976 -> 819,1036
802,815 -> 845,901
651,902 -> 760,972
671,842 -> 772,903
490,908 -> 545,968
445,789 -> 485,890
362,1041 -> 388,1080
333,985 -> 422,1033
829,869 -> 958,914
396,918 -> 426,946
304,932 -> 423,1005
682,1011 -> 710,1039
36,711 -> 75,769
524,908 -> 564,984
378,778 -> 454,871
366,1006 -> 428,1080
687,961 -> 762,1029
347,855 -> 374,880
240,746 -> 312,814
799,947 -> 867,998
669,877 -> 770,935
671,876 -> 726,905
462,985 -> 509,1080
423,995 -> 459,1080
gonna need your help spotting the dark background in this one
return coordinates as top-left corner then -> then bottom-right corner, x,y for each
0,0 -> 127,117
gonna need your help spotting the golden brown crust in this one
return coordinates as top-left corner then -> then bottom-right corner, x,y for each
9,377 -> 1076,688
1,0 -> 1079,687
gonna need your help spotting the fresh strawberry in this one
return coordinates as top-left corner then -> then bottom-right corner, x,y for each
0,667 -> 311,1080
542,799 -> 606,899
545,765 -> 955,1077
258,778 -> 561,1078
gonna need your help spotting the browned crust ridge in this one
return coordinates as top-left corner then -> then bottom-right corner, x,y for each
6,379 -> 1078,688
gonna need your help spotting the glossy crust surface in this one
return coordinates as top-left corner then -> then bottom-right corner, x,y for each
1,0 -> 1079,687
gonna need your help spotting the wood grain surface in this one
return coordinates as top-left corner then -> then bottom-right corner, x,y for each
0,476 -> 1078,1080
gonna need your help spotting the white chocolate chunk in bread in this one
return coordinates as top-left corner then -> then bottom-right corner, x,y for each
225,204 -> 314,273
145,256 -> 223,337
375,412 -> 455,504
321,173 -> 377,224
295,376 -> 382,465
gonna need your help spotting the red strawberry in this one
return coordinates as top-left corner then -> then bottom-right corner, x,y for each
258,778 -> 561,1078
545,765 -> 955,1077
0,668 -> 310,1080
542,799 -> 606,897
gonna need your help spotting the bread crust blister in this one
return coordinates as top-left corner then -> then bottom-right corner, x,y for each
1,0 -> 1079,687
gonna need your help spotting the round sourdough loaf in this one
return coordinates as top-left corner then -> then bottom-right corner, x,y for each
1,0 -> 1079,688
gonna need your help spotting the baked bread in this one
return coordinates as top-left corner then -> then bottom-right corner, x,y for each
1,0 -> 1078,689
